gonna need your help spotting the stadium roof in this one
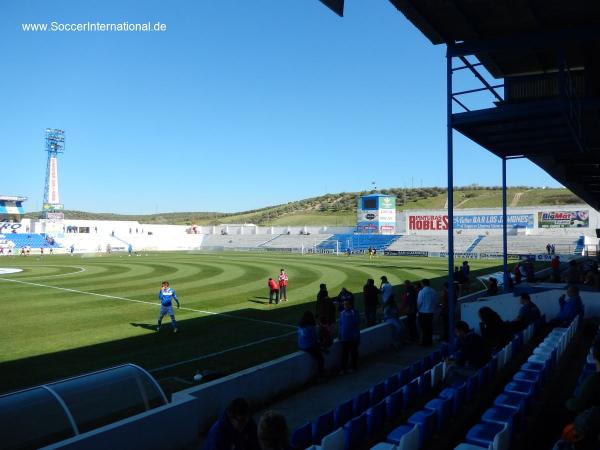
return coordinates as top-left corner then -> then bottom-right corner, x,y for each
383,0 -> 600,211
0,195 -> 27,202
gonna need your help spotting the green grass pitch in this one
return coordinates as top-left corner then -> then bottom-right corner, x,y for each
0,251 -> 506,395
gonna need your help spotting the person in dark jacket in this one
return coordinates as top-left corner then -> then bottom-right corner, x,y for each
511,293 -> 541,331
257,411 -> 289,450
336,287 -> 355,312
204,398 -> 260,450
479,306 -> 513,351
339,299 -> 360,374
445,320 -> 491,383
363,279 -> 380,326
403,280 -> 419,342
486,277 -> 499,296
566,341 -> 600,413
298,311 -> 324,377
315,284 -> 335,349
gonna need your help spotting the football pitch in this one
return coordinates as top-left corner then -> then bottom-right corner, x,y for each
0,251 -> 505,395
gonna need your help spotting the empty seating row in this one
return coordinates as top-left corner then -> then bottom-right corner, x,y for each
455,316 -> 578,450
317,234 -> 401,253
300,345 -> 449,450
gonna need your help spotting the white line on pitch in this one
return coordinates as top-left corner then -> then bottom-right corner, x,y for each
0,277 -> 296,329
149,331 -> 296,373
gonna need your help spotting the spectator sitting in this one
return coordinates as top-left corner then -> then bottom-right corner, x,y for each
487,277 -> 499,296
479,306 -> 513,351
553,406 -> 600,450
566,341 -> 600,413
550,285 -> 585,328
203,398 -> 259,450
511,293 -> 541,331
257,411 -> 289,450
445,320 -> 491,383
584,267 -> 600,291
297,311 -> 324,378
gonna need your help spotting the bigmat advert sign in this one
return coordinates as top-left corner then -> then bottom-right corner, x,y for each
408,214 -> 534,231
538,210 -> 589,228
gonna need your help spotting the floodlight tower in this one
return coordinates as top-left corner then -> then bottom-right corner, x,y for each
43,129 -> 65,212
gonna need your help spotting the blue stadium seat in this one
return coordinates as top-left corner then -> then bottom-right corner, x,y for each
424,397 -> 452,431
482,405 -> 519,434
440,343 -> 449,358
312,410 -> 334,444
370,382 -> 386,406
343,414 -> 367,450
504,380 -> 535,399
385,390 -> 403,422
402,379 -> 420,410
423,354 -> 434,371
410,361 -> 424,379
440,382 -> 466,415
334,400 -> 354,428
419,371 -> 432,396
465,374 -> 479,403
320,427 -> 344,450
386,423 -> 419,449
493,393 -> 527,428
399,367 -> 411,386
366,401 -> 387,437
512,370 -> 541,395
407,409 -> 437,448
385,375 -> 399,395
466,422 -> 509,450
353,391 -> 371,416
291,422 -> 313,449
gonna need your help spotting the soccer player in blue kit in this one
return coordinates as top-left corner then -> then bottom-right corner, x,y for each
157,281 -> 180,333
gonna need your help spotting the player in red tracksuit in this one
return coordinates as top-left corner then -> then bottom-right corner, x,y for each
268,278 -> 279,305
278,269 -> 289,302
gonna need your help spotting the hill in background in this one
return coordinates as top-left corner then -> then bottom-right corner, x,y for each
25,186 -> 583,226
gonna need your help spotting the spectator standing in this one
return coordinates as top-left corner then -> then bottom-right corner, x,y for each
461,261 -> 471,292
278,269 -> 288,302
204,398 -> 259,450
486,277 -> 499,296
297,311 -> 324,378
315,284 -> 335,349
403,280 -> 419,342
268,278 -> 279,305
363,279 -> 380,327
336,287 -> 354,312
339,299 -> 360,373
562,260 -> 583,284
439,282 -> 450,342
383,295 -> 404,348
380,276 -> 393,307
417,279 -> 437,346
551,255 -> 561,282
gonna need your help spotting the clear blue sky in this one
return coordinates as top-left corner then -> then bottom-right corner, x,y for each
1,0 -> 561,214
